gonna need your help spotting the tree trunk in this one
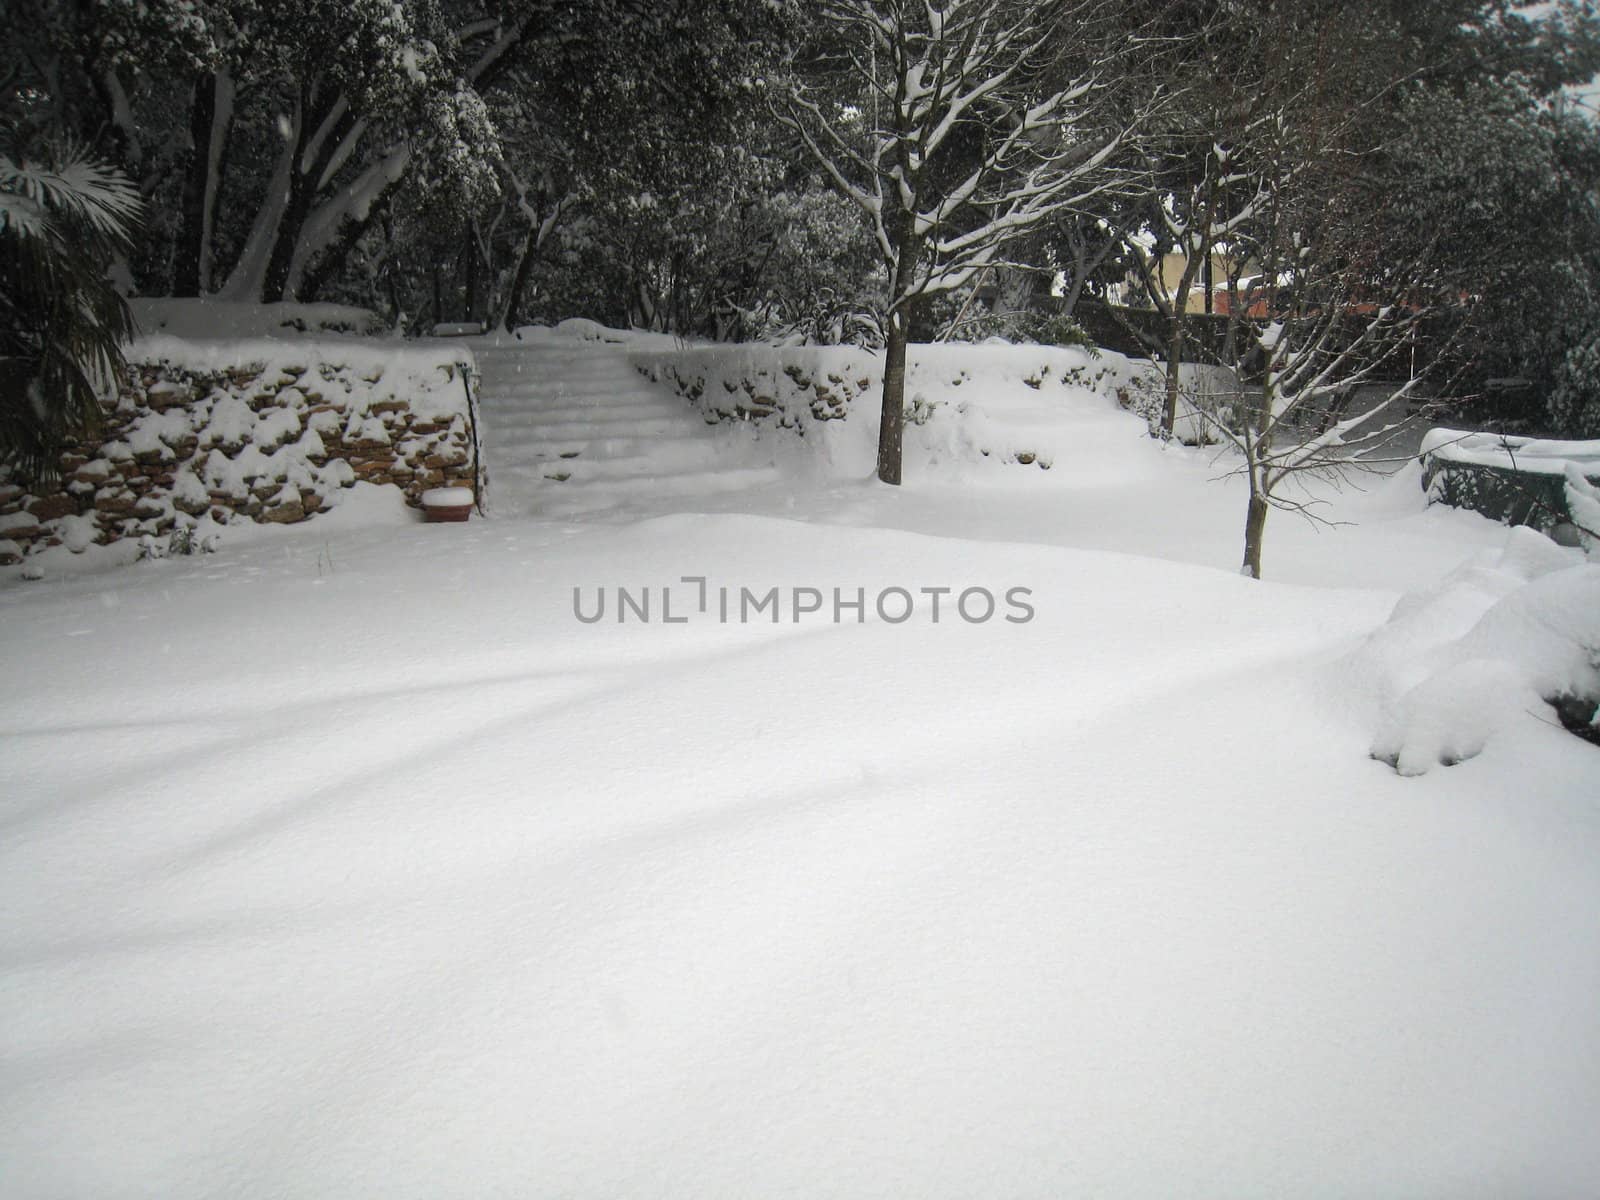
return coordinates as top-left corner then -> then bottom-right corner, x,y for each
1241,489 -> 1269,579
173,73 -> 220,297
878,309 -> 908,485
462,225 -> 479,323
878,200 -> 924,485
89,67 -> 139,175
500,223 -> 541,331
386,267 -> 403,329
260,158 -> 319,303
217,117 -> 296,300
297,194 -> 386,303
994,265 -> 1035,315
259,90 -> 357,303
1160,259 -> 1204,438
1163,331 -> 1185,439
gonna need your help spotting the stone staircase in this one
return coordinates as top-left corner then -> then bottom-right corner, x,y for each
469,336 -> 779,517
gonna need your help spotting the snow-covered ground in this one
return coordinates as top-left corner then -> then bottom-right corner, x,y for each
2,328 -> 1597,1197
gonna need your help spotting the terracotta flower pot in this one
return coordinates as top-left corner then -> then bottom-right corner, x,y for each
421,486 -> 474,523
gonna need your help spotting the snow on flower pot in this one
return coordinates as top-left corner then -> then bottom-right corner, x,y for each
421,486 -> 474,522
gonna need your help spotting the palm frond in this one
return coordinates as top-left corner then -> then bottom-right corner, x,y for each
0,192 -> 51,242
0,141 -> 142,483
0,145 -> 142,249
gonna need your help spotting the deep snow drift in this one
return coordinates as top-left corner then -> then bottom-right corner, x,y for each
2,330 -> 1597,1198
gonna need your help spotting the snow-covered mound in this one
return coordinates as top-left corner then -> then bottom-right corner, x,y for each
1357,526 -> 1600,774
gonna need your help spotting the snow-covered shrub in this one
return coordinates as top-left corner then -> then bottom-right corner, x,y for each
1114,370 -> 1167,435
138,522 -> 220,560
1013,311 -> 1098,353
775,303 -> 886,350
1359,528 -> 1600,773
943,307 -> 1098,354
905,393 -> 944,426
1112,362 -> 1232,445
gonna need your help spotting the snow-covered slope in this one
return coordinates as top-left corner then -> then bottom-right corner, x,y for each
1,509 -> 1596,1198
472,331 -> 780,517
2,325 -> 1596,1198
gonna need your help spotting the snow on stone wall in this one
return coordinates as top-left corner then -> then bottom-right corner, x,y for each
631,342 -> 1149,468
0,337 -> 479,565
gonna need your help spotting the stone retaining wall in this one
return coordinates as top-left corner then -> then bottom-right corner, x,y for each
630,343 -> 1136,470
633,345 -> 1120,433
0,339 -> 480,564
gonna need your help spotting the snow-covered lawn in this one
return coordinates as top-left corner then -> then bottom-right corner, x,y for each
2,342 -> 1597,1196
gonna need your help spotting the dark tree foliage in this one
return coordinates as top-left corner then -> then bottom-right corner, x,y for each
1,0 -> 1597,448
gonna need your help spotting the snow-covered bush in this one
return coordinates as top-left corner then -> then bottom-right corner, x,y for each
770,302 -> 886,350
1111,362 -> 1232,445
940,307 -> 1097,353
137,521 -> 221,561
1359,528 -> 1600,774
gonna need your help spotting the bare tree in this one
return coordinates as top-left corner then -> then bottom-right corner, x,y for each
1123,138 -> 1271,439
1112,4 -> 1276,439
1201,109 -> 1451,580
1051,209 -> 1127,317
781,0 -> 1156,484
1125,2 -> 1483,579
1208,316 -> 1436,582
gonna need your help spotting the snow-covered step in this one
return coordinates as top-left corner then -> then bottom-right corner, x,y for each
521,464 -> 783,498
465,334 -> 777,516
487,381 -> 659,394
494,405 -> 691,425
492,418 -> 700,441
588,464 -> 780,492
496,438 -> 715,461
529,446 -> 730,482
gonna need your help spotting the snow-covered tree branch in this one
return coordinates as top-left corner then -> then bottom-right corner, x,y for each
782,0 -> 1163,484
